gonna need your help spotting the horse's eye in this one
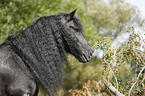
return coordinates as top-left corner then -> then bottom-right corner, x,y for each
70,26 -> 80,32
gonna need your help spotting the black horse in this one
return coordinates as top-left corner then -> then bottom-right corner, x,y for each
0,9 -> 92,96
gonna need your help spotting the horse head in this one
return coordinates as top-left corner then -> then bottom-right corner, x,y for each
61,9 -> 92,62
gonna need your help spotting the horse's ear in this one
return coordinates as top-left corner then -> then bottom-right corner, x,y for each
66,8 -> 78,21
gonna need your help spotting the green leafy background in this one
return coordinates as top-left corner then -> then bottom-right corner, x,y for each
0,0 -> 144,95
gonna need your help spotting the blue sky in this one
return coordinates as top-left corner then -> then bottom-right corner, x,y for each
125,0 -> 145,18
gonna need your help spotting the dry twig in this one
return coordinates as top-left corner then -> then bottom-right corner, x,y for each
102,78 -> 125,96
128,66 -> 145,96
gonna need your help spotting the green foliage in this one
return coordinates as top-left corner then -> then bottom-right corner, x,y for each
95,27 -> 144,95
86,0 -> 141,37
63,55 -> 104,95
0,0 -> 144,96
0,0 -> 65,41
87,0 -> 118,30
70,27 -> 145,96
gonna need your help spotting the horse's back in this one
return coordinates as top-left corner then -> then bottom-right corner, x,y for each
0,44 -> 37,96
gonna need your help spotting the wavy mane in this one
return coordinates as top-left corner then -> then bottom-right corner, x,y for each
5,14 -> 67,95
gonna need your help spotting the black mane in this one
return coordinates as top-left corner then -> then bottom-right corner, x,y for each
0,10 -> 92,96
4,14 -> 67,95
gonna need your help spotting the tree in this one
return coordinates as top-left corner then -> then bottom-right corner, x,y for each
0,0 -> 63,41
85,0 -> 141,38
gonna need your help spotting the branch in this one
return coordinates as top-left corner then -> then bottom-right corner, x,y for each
102,78 -> 125,96
84,87 -> 91,96
104,59 -> 119,90
128,66 -> 145,96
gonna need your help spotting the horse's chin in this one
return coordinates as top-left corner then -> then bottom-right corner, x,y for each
79,60 -> 89,63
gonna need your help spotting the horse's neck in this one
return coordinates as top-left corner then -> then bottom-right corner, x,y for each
7,18 -> 65,93
12,18 -> 65,61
